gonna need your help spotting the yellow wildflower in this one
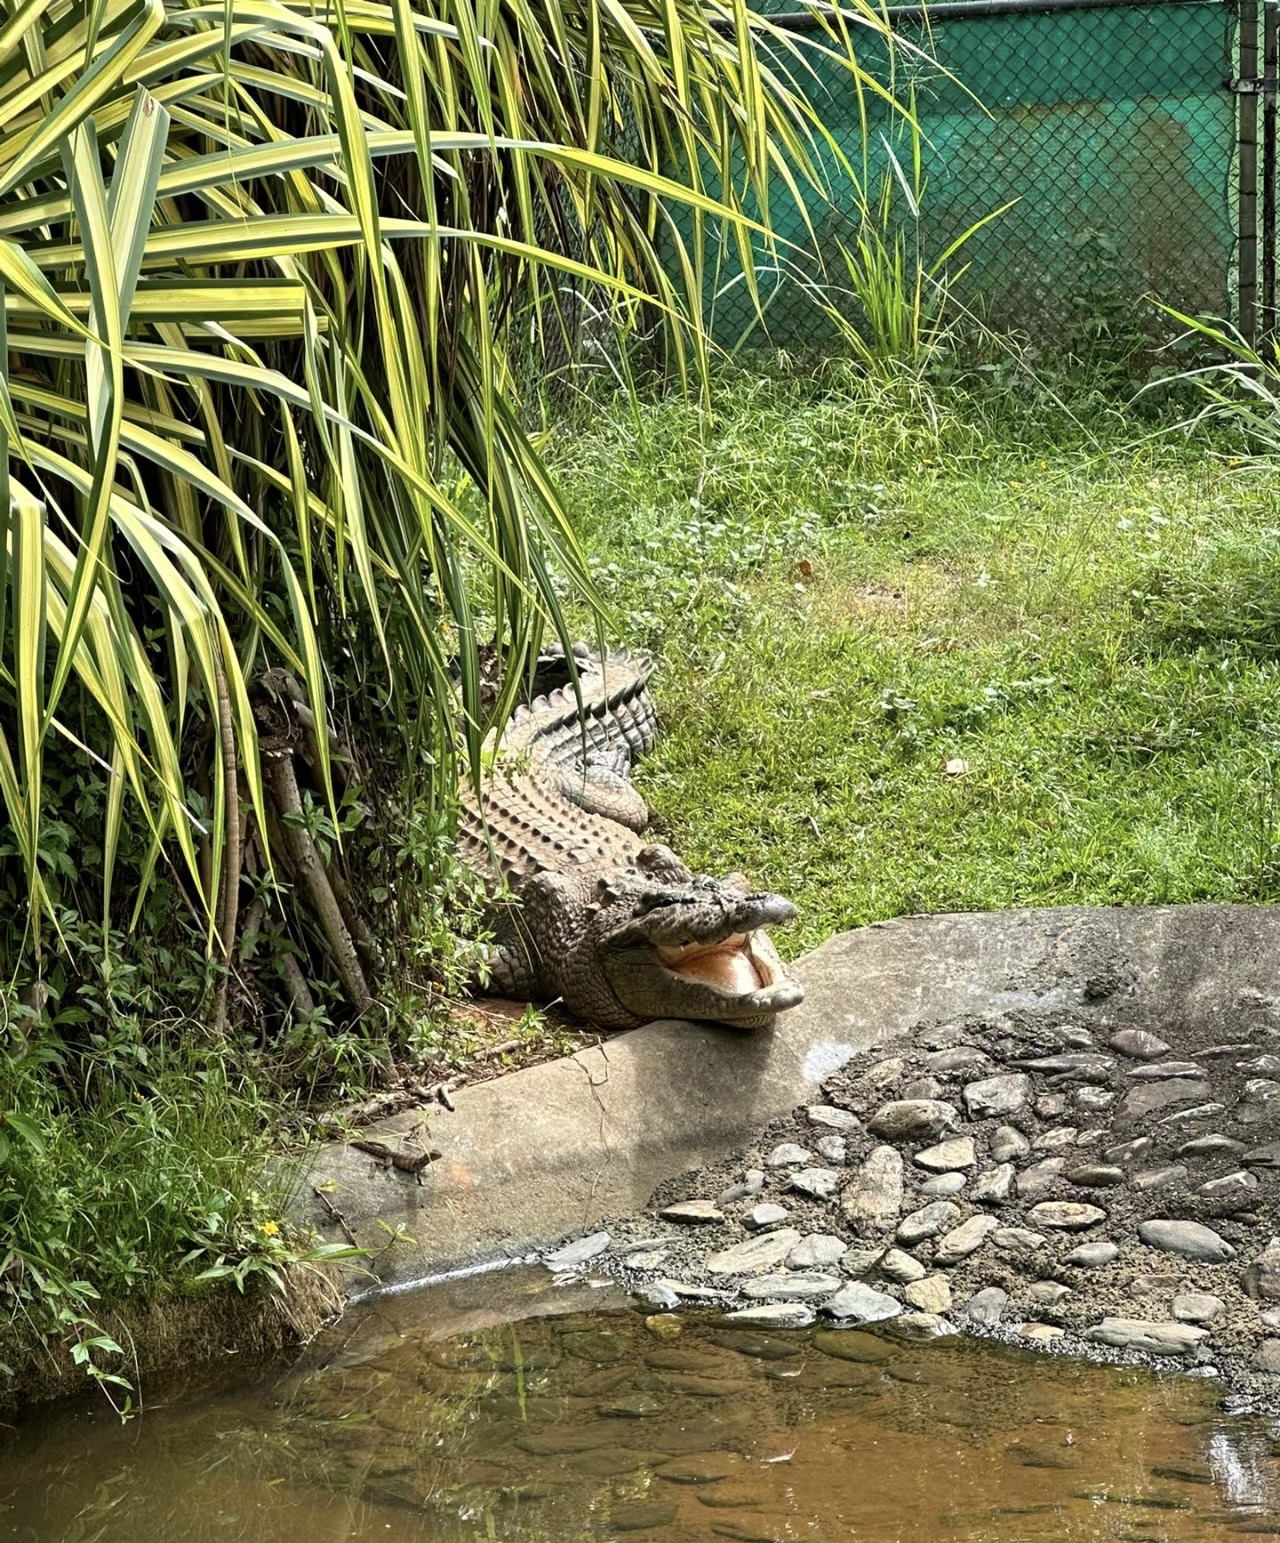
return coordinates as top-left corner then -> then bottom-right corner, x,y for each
261,1220 -> 280,1237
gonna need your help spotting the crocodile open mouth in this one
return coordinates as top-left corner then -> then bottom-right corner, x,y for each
654,930 -> 778,995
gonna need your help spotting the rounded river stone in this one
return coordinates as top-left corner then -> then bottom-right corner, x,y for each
706,1229 -> 802,1274
896,1200 -> 962,1246
1062,1241 -> 1119,1268
963,1074 -> 1032,1120
822,1281 -> 902,1324
1138,1219 -> 1236,1262
933,1213 -> 999,1265
1026,1201 -> 1106,1230
866,1100 -> 959,1143
914,1136 -> 976,1172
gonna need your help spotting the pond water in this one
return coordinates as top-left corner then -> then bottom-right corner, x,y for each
4,1267 -> 1280,1542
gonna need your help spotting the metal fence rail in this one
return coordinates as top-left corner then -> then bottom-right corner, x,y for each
687,0 -> 1244,352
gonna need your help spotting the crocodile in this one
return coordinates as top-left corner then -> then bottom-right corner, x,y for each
457,648 -> 804,1030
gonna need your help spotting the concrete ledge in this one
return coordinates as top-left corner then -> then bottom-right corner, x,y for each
291,903 -> 1280,1291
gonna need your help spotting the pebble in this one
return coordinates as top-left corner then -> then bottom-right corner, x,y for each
973,1163 -> 1015,1205
787,1233 -> 846,1269
1109,1029 -> 1171,1059
961,1286 -> 1009,1324
1201,1042 -> 1258,1058
644,1311 -> 683,1338
743,1204 -> 790,1231
1065,1165 -> 1125,1188
901,1076 -> 944,1101
896,1200 -> 963,1246
863,1056 -> 907,1089
1260,1307 -> 1280,1329
879,1248 -> 927,1283
1128,1271 -> 1181,1299
1155,1102 -> 1225,1127
1028,1281 -> 1071,1306
1120,1078 -> 1212,1119
655,1279 -> 734,1300
920,1172 -> 968,1196
657,1454 -> 740,1485
1027,1202 -> 1106,1230
993,1227 -> 1048,1254
814,1135 -> 847,1165
867,1100 -> 958,1143
1243,1140 -> 1280,1167
1124,1060 -> 1207,1081
842,1146 -> 904,1234
1104,1136 -> 1152,1164
717,1170 -> 766,1206
1084,1318 -> 1209,1356
1016,1159 -> 1066,1199
1138,1219 -> 1236,1262
1179,1134 -> 1245,1159
811,1328 -> 894,1364
892,1311 -> 956,1339
1033,1127 -> 1080,1152
1242,1239 -> 1280,1301
840,1246 -> 885,1277
626,1248 -> 670,1270
1017,1323 -> 1064,1343
1075,1128 -> 1107,1146
992,1126 -> 1030,1162
723,1303 -> 815,1329
1062,1240 -> 1119,1268
1172,1292 -> 1226,1324
1035,1094 -> 1069,1119
740,1272 -> 843,1300
1016,1053 -> 1112,1082
1199,1170 -> 1259,1204
925,1047 -> 990,1075
706,1230 -> 803,1275
765,1143 -> 813,1168
1051,1024 -> 1095,1049
963,1074 -> 1032,1119
545,1231 -> 612,1269
1239,1054 -> 1280,1075
660,1200 -> 724,1224
914,1136 -> 976,1172
822,1281 -> 903,1324
1132,1165 -> 1187,1192
788,1167 -> 842,1201
934,1213 -> 999,1265
1255,1340 -> 1280,1374
1074,1087 -> 1116,1114
807,1105 -> 861,1133
904,1274 -> 952,1313
640,1286 -> 681,1310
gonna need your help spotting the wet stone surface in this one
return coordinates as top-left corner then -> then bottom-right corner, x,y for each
578,999 -> 1280,1408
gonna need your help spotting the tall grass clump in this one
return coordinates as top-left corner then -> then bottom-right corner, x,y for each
0,0 -> 909,1398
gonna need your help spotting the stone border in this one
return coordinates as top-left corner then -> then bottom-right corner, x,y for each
295,904 -> 1280,1314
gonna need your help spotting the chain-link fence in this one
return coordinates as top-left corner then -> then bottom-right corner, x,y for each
685,0 -> 1241,352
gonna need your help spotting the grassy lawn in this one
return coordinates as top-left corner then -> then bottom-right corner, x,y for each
547,364 -> 1280,956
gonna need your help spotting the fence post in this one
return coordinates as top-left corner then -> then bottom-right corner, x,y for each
1241,0 -> 1260,345
1264,0 -> 1278,340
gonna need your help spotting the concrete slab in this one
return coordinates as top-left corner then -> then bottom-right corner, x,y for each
290,904 -> 1280,1292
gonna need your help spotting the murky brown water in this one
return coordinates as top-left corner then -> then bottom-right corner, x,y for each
4,1268 -> 1280,1542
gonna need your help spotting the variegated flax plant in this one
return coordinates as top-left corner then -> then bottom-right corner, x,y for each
0,0 -> 900,1040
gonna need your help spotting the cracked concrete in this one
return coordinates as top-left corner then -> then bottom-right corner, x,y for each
292,904 -> 1280,1295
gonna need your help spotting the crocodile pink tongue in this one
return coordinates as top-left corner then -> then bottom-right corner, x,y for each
655,933 -> 764,993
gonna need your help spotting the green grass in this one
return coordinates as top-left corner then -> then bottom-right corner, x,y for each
547,363 -> 1280,956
